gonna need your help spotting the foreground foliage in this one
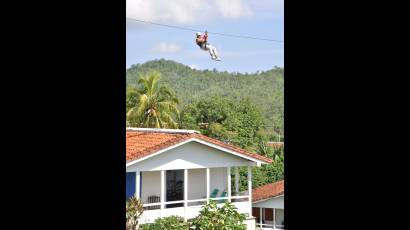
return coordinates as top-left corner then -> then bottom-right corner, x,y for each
126,196 -> 144,230
139,201 -> 246,230
191,200 -> 246,230
139,216 -> 189,230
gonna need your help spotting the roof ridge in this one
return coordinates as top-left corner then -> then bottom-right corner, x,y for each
254,180 -> 284,189
126,127 -> 200,134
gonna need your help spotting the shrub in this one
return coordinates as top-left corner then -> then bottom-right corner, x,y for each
139,215 -> 189,230
139,201 -> 246,230
126,196 -> 144,230
190,200 -> 246,230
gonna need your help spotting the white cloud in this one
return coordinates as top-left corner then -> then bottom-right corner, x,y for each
215,0 -> 252,18
189,64 -> 199,69
126,0 -> 253,24
152,42 -> 181,53
248,0 -> 283,19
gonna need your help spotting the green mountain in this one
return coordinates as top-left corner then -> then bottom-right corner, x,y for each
126,59 -> 284,136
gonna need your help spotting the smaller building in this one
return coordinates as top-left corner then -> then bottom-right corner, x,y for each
252,180 -> 284,230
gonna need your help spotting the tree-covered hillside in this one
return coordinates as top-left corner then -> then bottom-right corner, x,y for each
126,59 -> 284,137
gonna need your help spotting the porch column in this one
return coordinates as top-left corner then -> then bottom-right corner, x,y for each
273,208 -> 276,230
135,171 -> 140,199
160,170 -> 165,217
259,207 -> 263,228
247,166 -> 252,216
184,169 -> 188,221
206,168 -> 210,203
227,167 -> 231,202
235,167 -> 239,193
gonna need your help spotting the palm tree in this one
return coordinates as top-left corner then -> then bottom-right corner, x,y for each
127,71 -> 179,128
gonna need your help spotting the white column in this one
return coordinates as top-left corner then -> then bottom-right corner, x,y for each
273,208 -> 276,230
135,171 -> 140,199
248,166 -> 252,216
227,167 -> 231,202
206,168 -> 210,203
160,170 -> 165,217
184,169 -> 188,221
263,207 -> 265,222
235,167 -> 239,193
259,207 -> 263,228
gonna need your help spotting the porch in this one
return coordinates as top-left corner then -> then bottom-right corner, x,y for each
126,166 -> 253,224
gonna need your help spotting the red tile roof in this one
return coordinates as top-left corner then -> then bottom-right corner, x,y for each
126,129 -> 272,164
252,180 -> 284,202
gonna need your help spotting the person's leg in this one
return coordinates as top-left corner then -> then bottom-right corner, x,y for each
207,45 -> 218,59
201,45 -> 214,59
208,45 -> 220,60
210,45 -> 219,58
204,44 -> 215,59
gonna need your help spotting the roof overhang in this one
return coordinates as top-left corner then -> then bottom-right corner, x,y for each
126,127 -> 200,134
253,194 -> 284,204
126,137 -> 268,168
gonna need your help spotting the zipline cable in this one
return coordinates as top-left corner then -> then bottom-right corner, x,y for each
127,18 -> 284,43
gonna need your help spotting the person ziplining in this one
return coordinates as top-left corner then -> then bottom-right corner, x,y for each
196,31 -> 221,61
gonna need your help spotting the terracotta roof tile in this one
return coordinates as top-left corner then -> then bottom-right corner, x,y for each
252,180 -> 284,202
126,129 -> 272,164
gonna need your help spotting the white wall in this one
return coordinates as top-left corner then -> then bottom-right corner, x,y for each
244,217 -> 256,230
276,208 -> 284,226
210,167 -> 228,196
141,171 -> 161,204
252,195 -> 284,209
187,167 -> 229,199
188,168 -> 206,200
127,141 -> 255,172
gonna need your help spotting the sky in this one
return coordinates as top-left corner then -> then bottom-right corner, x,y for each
126,0 -> 284,73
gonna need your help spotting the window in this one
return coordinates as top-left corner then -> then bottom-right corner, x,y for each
166,170 -> 184,208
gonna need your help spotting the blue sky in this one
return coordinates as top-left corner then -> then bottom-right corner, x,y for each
126,0 -> 283,73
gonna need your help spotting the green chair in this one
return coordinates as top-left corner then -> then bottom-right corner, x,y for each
210,189 -> 219,198
218,191 -> 228,203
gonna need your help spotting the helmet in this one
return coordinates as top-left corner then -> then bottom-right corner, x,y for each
196,32 -> 201,36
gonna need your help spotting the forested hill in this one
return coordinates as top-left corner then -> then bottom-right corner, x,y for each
126,59 -> 284,136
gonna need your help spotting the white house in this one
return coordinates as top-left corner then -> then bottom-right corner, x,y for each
252,181 -> 284,230
126,128 -> 272,229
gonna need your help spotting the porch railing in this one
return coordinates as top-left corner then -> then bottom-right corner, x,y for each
256,223 -> 285,229
139,195 -> 250,224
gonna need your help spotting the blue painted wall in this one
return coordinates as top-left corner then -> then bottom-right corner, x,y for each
126,172 -> 136,199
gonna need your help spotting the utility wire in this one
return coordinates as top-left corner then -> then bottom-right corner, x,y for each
127,18 -> 284,43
